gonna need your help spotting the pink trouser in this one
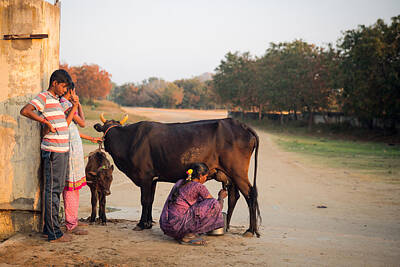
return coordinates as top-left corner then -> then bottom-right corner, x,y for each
62,189 -> 80,230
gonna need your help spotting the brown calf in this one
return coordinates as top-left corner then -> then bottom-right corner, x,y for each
85,149 -> 114,224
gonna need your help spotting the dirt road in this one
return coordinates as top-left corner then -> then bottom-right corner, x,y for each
1,107 -> 399,266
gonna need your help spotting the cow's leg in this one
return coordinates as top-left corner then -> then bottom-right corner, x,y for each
212,170 -> 244,232
232,177 -> 260,237
149,180 -> 157,225
89,187 -> 98,223
226,183 -> 240,231
99,192 -> 107,225
243,186 -> 259,237
134,180 -> 155,230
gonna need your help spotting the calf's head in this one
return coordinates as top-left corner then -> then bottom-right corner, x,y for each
87,165 -> 114,196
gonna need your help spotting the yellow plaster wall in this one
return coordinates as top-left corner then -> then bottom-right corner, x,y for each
0,0 -> 60,239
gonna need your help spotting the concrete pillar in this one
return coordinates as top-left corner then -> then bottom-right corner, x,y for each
0,0 -> 60,239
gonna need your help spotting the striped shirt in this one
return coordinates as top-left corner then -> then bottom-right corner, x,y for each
59,97 -> 76,115
30,91 -> 70,153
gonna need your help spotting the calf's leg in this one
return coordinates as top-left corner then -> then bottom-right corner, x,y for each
89,186 -> 98,223
99,192 -> 107,225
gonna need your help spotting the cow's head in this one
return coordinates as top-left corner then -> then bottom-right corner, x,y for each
94,113 -> 128,133
87,165 -> 114,195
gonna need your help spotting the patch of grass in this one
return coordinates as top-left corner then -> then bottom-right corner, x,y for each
242,118 -> 400,182
79,100 -> 148,143
274,135 -> 400,182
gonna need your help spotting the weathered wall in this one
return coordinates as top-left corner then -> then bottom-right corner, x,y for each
0,0 -> 60,239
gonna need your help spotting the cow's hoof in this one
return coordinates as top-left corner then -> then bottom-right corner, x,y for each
243,230 -> 254,238
133,225 -> 144,231
145,224 -> 153,229
101,222 -> 107,226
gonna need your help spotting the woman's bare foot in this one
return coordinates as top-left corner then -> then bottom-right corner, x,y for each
182,233 -> 196,241
179,237 -> 206,246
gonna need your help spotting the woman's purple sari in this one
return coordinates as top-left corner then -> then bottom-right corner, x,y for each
160,179 -> 224,239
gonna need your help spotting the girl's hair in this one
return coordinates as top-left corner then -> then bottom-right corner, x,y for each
169,163 -> 209,204
68,82 -> 75,90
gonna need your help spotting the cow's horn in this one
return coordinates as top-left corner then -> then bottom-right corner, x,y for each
100,113 -> 106,123
120,114 -> 128,125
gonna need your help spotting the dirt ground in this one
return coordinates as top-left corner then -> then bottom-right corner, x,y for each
1,107 -> 399,266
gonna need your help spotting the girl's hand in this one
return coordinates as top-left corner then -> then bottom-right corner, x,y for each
90,137 -> 103,144
70,89 -> 80,105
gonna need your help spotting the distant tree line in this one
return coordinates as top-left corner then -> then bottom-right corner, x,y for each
213,16 -> 400,130
61,16 -> 399,130
109,76 -> 220,109
60,62 -> 219,109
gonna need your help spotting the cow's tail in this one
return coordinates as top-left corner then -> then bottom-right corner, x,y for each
248,126 -> 261,236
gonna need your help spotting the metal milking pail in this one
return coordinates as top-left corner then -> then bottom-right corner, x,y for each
207,212 -> 226,236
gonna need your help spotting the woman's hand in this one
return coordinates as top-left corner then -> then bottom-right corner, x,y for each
218,189 -> 227,200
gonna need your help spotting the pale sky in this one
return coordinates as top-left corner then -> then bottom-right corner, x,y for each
57,0 -> 400,85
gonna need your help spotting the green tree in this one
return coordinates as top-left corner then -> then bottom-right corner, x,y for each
262,43 -> 298,121
337,16 -> 400,130
174,78 -> 207,109
260,41 -> 334,127
258,48 -> 284,119
213,52 -> 258,111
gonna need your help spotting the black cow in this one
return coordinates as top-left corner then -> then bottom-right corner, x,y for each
94,115 -> 260,237
85,149 -> 114,224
